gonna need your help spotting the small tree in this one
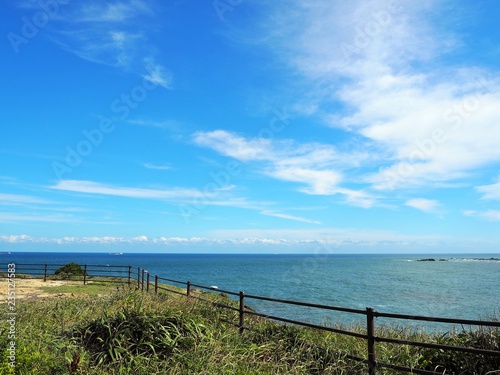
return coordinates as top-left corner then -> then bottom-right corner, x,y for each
54,262 -> 86,279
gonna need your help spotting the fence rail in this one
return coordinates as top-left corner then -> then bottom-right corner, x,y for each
4,262 -> 500,374
5,263 -> 133,285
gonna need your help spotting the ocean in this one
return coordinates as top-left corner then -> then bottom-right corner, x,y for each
3,252 -> 500,329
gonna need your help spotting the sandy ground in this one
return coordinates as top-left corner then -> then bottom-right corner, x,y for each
1,278 -> 88,300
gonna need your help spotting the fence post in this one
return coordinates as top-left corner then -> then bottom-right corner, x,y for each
128,266 -> 131,287
187,281 -> 191,297
146,272 -> 150,293
83,265 -> 87,285
43,264 -> 48,282
366,307 -> 377,375
239,291 -> 245,334
142,269 -> 145,291
137,267 -> 141,289
155,275 -> 158,294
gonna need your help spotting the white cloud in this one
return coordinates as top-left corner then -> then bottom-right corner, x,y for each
0,235 -> 128,244
143,163 -> 172,171
194,130 -> 375,205
268,166 -> 341,195
251,1 -> 500,193
142,59 -> 173,89
464,210 -> 500,221
51,180 -> 208,200
55,27 -> 145,68
405,198 -> 440,213
44,0 -> 169,85
0,234 -> 35,243
129,118 -> 181,130
337,188 -> 377,209
0,231 -> 443,246
0,232 -> 491,252
180,195 -> 322,224
77,0 -> 153,23
476,178 -> 500,200
198,197 -> 270,210
0,213 -> 72,223
209,227 -> 447,244
0,193 -> 53,205
260,210 -> 321,225
193,130 -> 272,162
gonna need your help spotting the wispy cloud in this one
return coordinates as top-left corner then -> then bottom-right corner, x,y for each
0,213 -> 73,223
143,163 -> 172,171
43,0 -> 171,87
142,58 -> 173,89
0,231 -> 445,247
209,227 -> 448,244
260,210 -> 321,224
476,178 -> 500,200
405,198 -> 441,213
76,0 -> 154,23
194,130 -> 375,207
464,210 -> 500,221
128,118 -> 181,131
194,130 -> 272,162
51,180 -> 208,200
249,0 -> 500,194
0,234 -> 148,244
0,193 -> 53,205
0,234 -> 317,246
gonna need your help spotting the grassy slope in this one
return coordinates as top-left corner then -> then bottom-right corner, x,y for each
1,282 -> 499,374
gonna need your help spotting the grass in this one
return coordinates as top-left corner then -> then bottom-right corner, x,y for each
38,281 -> 128,296
1,281 -> 499,374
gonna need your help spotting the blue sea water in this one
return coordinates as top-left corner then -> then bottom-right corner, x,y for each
3,252 -> 500,329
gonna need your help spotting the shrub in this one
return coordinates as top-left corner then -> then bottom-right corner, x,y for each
71,309 -> 207,365
418,327 -> 500,374
54,262 -> 86,279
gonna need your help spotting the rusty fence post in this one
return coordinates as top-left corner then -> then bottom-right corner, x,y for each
137,267 -> 141,289
155,275 -> 158,294
43,264 -> 48,282
83,265 -> 87,285
239,291 -> 245,334
366,307 -> 377,375
141,269 -> 145,291
146,272 -> 150,293
187,281 -> 191,297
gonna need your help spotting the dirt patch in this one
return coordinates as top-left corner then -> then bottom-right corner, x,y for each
1,278 -> 87,300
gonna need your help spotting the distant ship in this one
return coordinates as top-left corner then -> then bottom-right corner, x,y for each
109,252 -> 123,255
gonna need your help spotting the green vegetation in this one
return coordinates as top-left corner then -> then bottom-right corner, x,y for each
1,284 -> 499,374
39,281 -> 125,296
54,262 -> 86,279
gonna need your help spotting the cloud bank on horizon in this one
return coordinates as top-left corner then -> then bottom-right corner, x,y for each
1,0 -> 500,252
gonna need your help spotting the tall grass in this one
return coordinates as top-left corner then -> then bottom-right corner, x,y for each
1,287 -> 499,374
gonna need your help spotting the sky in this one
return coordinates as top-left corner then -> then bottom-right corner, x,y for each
1,0 -> 500,253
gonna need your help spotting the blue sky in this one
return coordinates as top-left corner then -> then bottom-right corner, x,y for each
1,0 -> 500,253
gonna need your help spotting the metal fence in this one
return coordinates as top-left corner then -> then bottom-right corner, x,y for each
7,263 -> 133,285
5,263 -> 500,374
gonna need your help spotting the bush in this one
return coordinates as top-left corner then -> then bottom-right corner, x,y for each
54,262 -> 86,279
418,327 -> 500,374
71,310 -> 206,365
